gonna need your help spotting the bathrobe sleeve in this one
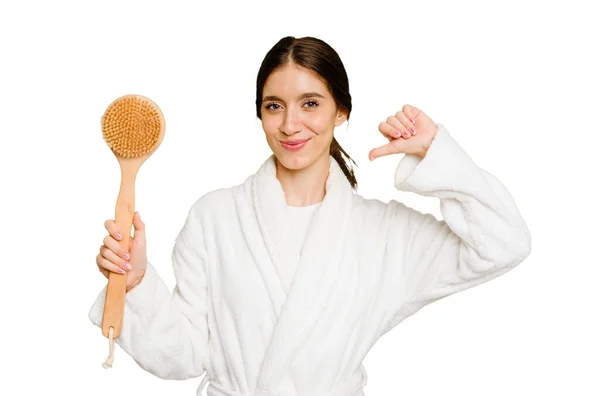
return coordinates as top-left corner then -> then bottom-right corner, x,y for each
379,123 -> 531,335
88,203 -> 210,380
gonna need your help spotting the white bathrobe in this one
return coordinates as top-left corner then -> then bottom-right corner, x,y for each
89,123 -> 531,396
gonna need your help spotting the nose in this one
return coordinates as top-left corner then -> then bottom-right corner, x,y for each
279,108 -> 303,136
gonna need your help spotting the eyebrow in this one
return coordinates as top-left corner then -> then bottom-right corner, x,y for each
262,92 -> 325,103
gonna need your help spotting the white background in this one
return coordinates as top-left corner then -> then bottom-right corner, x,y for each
1,0 -> 597,395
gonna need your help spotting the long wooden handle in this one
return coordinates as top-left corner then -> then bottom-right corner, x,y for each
102,168 -> 137,339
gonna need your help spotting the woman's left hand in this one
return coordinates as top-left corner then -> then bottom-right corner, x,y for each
369,104 -> 438,161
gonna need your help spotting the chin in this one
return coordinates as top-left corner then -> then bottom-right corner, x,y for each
275,151 -> 313,171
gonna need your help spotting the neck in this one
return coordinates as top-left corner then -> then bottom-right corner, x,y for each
275,152 -> 330,207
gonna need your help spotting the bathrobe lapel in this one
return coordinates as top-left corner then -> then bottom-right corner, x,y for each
250,154 -> 355,392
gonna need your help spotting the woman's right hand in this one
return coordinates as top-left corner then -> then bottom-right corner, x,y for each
96,211 -> 148,292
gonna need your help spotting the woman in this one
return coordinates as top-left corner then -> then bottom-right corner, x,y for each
90,36 -> 531,396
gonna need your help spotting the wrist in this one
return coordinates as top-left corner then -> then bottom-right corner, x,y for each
126,270 -> 146,293
415,148 -> 428,159
417,134 -> 435,158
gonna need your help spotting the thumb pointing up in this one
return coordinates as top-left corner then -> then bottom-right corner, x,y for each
128,211 -> 148,271
131,211 -> 146,247
124,211 -> 148,287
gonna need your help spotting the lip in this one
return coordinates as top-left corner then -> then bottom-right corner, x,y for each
280,138 -> 310,151
281,138 -> 310,145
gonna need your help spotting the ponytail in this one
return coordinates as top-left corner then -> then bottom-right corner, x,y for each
330,137 -> 358,190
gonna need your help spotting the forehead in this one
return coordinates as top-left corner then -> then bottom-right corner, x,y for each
263,64 -> 328,96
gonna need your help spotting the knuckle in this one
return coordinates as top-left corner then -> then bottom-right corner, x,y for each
106,219 -> 118,233
99,258 -> 109,269
104,259 -> 118,272
101,246 -> 110,258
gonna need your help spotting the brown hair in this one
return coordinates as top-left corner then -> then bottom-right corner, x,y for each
255,36 -> 358,190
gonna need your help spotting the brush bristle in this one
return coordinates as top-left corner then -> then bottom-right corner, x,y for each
102,96 -> 162,158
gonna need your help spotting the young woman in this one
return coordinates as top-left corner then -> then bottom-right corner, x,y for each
90,36 -> 531,396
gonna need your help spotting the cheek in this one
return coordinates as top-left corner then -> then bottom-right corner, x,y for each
304,112 -> 334,133
262,117 -> 279,135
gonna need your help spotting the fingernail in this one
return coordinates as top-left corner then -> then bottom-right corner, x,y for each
369,156 -> 374,161
409,118 -> 415,124
124,262 -> 131,270
403,131 -> 410,138
410,128 -> 416,135
123,252 -> 130,260
116,233 -> 122,241
119,268 -> 126,274
394,131 -> 401,137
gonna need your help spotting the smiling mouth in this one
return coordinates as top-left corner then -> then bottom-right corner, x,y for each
280,138 -> 310,145
280,138 -> 310,151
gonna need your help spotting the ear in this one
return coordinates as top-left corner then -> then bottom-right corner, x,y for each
334,109 -> 348,127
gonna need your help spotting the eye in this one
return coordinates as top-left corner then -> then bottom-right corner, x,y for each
265,103 -> 281,110
304,100 -> 318,108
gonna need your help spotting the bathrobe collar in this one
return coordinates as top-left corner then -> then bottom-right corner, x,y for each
250,154 -> 355,392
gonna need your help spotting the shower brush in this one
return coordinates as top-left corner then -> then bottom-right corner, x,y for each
99,94 -> 165,368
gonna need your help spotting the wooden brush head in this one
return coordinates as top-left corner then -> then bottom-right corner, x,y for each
101,94 -> 165,160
